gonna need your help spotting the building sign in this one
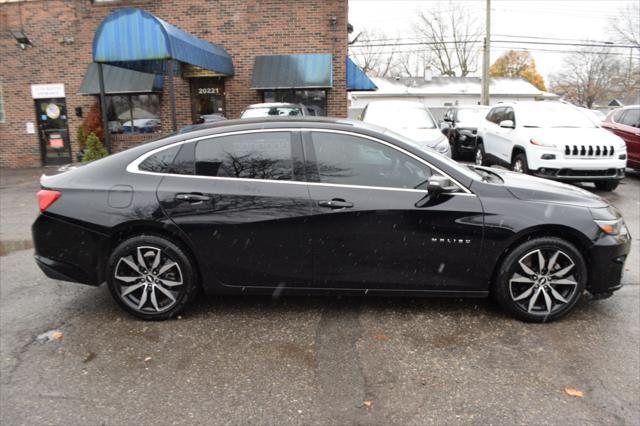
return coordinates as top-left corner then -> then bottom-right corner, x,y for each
25,122 -> 35,134
182,64 -> 226,78
31,84 -> 65,99
48,133 -> 64,148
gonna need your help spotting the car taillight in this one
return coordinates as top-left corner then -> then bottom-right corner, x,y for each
37,190 -> 61,213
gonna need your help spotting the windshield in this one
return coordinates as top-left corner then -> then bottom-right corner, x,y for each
241,107 -> 302,118
366,105 -> 437,129
520,103 -> 598,128
384,128 -> 482,181
456,108 -> 489,124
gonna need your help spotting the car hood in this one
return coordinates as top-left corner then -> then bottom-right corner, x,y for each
527,127 -> 624,147
482,168 -> 609,208
389,127 -> 445,148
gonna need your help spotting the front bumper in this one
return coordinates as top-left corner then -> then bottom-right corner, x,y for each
586,230 -> 632,295
531,167 -> 625,181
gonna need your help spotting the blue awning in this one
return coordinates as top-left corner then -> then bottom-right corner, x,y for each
251,54 -> 333,89
346,57 -> 377,91
92,8 -> 234,76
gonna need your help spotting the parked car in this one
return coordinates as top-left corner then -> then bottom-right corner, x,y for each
577,107 -> 606,124
601,105 -> 640,171
240,103 -> 309,118
360,100 -> 451,157
122,118 -> 162,134
476,101 -> 627,191
441,105 -> 491,159
32,117 -> 631,323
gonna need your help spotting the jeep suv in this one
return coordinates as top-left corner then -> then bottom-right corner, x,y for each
476,101 -> 627,191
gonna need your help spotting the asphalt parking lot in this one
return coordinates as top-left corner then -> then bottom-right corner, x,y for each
1,167 -> 639,425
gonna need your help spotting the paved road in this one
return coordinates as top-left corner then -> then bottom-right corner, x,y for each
1,167 -> 638,425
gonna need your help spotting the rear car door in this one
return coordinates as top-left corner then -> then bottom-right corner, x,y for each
303,130 -> 485,292
155,130 -> 313,289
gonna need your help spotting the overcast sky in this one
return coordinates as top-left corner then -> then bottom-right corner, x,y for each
348,0 -> 638,82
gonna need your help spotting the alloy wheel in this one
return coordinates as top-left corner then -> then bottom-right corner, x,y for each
475,148 -> 483,165
114,246 -> 183,313
513,159 -> 524,173
509,249 -> 579,315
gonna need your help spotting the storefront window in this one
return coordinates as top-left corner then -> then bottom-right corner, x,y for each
105,94 -> 161,134
263,90 -> 327,116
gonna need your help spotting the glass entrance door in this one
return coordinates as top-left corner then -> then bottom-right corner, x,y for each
190,77 -> 225,123
35,98 -> 72,165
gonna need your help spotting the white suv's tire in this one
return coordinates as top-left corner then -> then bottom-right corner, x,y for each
512,153 -> 529,174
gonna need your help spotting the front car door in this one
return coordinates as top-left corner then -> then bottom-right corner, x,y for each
302,130 -> 485,293
154,130 -> 313,290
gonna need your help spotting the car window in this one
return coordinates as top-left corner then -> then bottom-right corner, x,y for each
241,107 -> 302,118
612,109 -> 626,123
139,145 -> 181,173
491,107 -> 505,124
503,107 -> 515,124
309,132 -> 433,190
195,132 -> 294,180
620,108 -> 640,128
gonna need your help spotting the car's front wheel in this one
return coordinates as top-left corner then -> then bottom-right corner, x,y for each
594,180 -> 620,191
107,235 -> 199,320
475,143 -> 487,166
512,153 -> 529,174
494,237 -> 586,323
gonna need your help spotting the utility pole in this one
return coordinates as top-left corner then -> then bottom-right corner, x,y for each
481,0 -> 491,105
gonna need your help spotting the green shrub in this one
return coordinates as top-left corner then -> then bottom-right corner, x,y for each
76,125 -> 87,151
82,132 -> 108,162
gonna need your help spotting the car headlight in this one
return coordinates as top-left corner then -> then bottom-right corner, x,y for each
591,206 -> 627,235
530,138 -> 557,148
435,138 -> 450,154
594,218 -> 625,235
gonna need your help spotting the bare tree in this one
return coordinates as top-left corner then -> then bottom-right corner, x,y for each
413,1 -> 481,77
549,48 -> 622,108
610,2 -> 640,47
350,29 -> 398,77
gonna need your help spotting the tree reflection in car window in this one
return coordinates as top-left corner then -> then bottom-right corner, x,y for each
310,132 -> 432,189
195,132 -> 293,180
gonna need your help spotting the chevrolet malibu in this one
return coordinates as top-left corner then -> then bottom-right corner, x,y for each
32,118 -> 631,322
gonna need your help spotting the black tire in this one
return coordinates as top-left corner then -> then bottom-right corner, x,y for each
475,142 -> 487,166
512,152 -> 529,174
494,237 -> 587,323
449,133 -> 460,160
107,234 -> 199,320
594,180 -> 620,191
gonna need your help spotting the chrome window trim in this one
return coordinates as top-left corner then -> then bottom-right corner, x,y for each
126,127 -> 475,196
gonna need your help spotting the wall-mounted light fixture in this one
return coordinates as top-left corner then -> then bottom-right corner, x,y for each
330,16 -> 337,29
59,36 -> 75,45
9,29 -> 33,49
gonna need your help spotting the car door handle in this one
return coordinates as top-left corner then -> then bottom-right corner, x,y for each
318,198 -> 354,209
176,193 -> 211,203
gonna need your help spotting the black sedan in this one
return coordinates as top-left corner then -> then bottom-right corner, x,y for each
32,118 -> 631,322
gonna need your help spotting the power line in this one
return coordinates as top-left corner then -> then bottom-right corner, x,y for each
350,40 -> 638,49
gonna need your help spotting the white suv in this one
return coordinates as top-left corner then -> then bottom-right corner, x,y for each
476,101 -> 627,191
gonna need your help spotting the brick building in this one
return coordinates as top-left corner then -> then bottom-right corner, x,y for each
0,0 -> 351,168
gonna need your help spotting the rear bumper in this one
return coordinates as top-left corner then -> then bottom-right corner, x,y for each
32,213 -> 108,286
586,230 -> 632,295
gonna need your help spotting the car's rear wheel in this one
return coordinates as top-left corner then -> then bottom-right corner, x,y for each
494,237 -> 586,323
475,143 -> 487,166
594,180 -> 619,191
512,153 -> 529,174
107,235 -> 198,320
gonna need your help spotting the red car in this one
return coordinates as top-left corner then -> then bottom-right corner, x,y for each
602,106 -> 640,170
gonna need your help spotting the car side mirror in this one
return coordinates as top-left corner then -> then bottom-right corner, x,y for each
427,175 -> 457,195
499,119 -> 515,129
443,116 -> 453,122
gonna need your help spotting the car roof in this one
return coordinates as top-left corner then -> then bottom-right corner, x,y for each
366,100 -> 426,108
245,102 -> 302,109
